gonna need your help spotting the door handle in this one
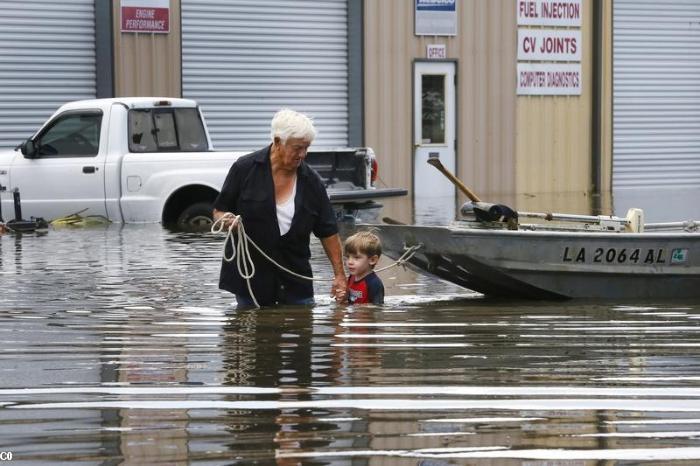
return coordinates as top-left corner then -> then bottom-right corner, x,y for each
82,166 -> 97,174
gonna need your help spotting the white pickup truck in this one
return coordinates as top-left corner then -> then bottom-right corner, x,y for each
0,97 -> 405,227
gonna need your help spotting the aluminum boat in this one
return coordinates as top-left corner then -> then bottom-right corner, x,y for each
373,207 -> 700,300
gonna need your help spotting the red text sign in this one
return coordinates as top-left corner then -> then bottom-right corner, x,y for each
121,0 -> 169,33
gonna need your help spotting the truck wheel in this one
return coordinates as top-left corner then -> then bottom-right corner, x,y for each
177,202 -> 214,229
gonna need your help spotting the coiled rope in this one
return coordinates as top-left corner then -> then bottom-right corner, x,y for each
211,212 -> 421,308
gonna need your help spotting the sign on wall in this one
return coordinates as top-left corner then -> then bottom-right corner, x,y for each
427,44 -> 447,59
415,0 -> 457,36
517,0 -> 581,27
516,0 -> 581,96
121,0 -> 170,33
517,29 -> 581,61
517,63 -> 581,95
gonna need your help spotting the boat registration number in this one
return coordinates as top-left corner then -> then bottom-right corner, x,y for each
563,247 -> 689,265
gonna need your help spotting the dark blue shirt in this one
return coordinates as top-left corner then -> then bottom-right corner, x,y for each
213,145 -> 338,305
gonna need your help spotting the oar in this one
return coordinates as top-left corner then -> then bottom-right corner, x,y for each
425,157 -> 642,231
426,155 -> 481,202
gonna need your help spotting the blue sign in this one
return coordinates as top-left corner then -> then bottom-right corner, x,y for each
415,0 -> 457,35
416,0 -> 456,12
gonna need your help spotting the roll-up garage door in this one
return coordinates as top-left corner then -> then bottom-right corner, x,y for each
613,1 -> 700,189
182,0 -> 348,150
0,0 -> 96,149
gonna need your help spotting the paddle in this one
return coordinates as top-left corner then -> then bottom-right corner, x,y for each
425,155 -> 641,232
426,155 -> 520,228
426,155 -> 481,202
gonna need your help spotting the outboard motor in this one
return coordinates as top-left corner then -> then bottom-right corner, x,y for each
461,201 -> 519,230
4,188 -> 48,233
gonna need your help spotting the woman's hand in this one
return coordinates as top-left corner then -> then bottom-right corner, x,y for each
212,209 -> 239,231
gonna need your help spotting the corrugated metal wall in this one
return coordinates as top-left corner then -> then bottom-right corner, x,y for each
112,0 -> 182,98
364,0 -> 517,219
601,0 -> 613,195
365,0 -> 602,219
613,0 -> 700,189
181,0 -> 349,150
515,0 -> 593,198
0,0 -> 96,149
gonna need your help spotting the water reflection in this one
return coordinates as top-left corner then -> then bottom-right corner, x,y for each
614,187 -> 700,223
413,195 -> 457,225
2,225 -> 700,463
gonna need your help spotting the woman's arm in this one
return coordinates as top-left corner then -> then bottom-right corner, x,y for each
320,233 -> 347,303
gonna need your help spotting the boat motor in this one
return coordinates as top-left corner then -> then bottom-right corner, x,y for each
4,188 -> 48,233
461,201 -> 519,229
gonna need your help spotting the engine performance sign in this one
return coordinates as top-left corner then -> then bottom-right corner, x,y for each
121,0 -> 170,33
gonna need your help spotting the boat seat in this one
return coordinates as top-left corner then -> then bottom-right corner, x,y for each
625,208 -> 645,233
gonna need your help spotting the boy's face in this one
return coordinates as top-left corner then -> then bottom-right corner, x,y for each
345,252 -> 379,279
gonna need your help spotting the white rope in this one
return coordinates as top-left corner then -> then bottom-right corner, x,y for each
374,243 -> 423,273
211,212 -> 422,307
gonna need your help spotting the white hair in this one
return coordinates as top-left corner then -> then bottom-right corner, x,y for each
270,108 -> 317,143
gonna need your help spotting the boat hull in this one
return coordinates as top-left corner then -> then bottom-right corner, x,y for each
374,224 -> 700,299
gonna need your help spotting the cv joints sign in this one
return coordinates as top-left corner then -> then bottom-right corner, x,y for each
518,29 -> 580,62
121,0 -> 170,33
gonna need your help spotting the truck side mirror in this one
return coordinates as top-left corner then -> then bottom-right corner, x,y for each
20,140 -> 36,159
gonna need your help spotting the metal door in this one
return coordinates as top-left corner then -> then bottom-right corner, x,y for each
181,0 -> 349,150
414,61 -> 456,224
0,0 -> 96,149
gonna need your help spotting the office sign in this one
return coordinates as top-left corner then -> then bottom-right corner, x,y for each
427,44 -> 447,59
416,0 -> 457,36
121,0 -> 170,33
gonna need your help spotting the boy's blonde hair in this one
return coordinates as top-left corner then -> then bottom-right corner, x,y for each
344,230 -> 382,258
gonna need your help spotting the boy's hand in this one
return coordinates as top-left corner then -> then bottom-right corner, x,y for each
331,274 -> 347,303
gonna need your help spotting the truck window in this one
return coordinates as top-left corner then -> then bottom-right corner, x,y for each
36,111 -> 102,157
128,108 -> 208,153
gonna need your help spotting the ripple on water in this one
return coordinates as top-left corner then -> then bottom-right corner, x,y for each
2,225 -> 700,462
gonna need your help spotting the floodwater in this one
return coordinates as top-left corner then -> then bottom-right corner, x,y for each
2,223 -> 700,465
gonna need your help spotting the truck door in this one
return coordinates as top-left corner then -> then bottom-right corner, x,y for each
9,110 -> 107,220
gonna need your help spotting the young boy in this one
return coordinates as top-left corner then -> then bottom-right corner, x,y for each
344,231 -> 384,305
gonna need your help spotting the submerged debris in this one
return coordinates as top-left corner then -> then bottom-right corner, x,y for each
50,211 -> 111,228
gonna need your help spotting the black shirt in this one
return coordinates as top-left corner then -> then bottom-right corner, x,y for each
213,144 -> 338,305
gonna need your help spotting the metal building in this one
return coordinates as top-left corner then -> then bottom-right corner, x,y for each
1,0 -> 699,221
0,0 -> 97,149
181,0 -> 351,150
612,0 -> 700,221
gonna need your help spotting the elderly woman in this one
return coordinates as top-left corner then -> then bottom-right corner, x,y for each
213,109 -> 347,307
